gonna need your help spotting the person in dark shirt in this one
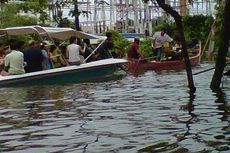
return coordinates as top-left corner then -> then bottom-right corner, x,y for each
97,32 -> 113,59
96,32 -> 121,60
128,38 -> 141,59
23,40 -> 43,73
83,39 -> 94,62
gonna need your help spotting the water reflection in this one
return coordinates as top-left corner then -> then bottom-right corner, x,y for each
209,89 -> 230,152
0,86 -> 71,152
176,93 -> 197,141
213,89 -> 229,121
138,92 -> 199,152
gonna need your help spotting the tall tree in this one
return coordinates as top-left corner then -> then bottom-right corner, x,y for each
0,0 -> 8,24
210,0 -> 230,89
0,3 -> 37,28
20,0 -> 49,24
73,0 -> 80,30
143,0 -> 150,36
0,0 -> 7,4
51,0 -> 89,30
154,0 -> 196,93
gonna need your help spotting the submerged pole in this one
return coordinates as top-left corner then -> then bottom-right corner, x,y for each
156,0 -> 196,93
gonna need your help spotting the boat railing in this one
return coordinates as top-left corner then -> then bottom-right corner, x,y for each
83,39 -> 106,63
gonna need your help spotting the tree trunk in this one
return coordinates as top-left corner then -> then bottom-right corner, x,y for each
210,0 -> 230,89
144,1 -> 150,36
74,0 -> 81,31
156,0 -> 196,93
179,0 -> 187,16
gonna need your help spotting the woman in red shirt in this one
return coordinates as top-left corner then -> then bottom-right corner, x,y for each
128,38 -> 141,59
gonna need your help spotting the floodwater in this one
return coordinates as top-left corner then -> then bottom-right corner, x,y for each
0,63 -> 229,153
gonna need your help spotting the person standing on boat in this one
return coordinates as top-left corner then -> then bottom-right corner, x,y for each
23,40 -> 43,73
3,41 -> 25,75
66,36 -> 85,65
96,32 -> 121,59
152,28 -> 173,61
128,38 -> 141,59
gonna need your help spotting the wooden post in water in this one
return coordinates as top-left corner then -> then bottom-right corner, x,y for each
156,0 -> 196,93
210,0 -> 230,89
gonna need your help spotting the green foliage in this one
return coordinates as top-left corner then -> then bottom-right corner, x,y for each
106,30 -> 123,39
20,0 -> 48,14
0,1 -> 49,28
104,30 -> 153,58
51,0 -> 91,28
213,0 -> 225,53
153,22 -> 176,35
106,30 -> 131,54
114,38 -> 131,54
152,15 -> 214,47
0,3 -> 38,28
143,15 -> 214,58
140,38 -> 153,58
20,0 -> 49,24
0,33 -> 40,49
182,15 -> 214,46
11,15 -> 37,27
58,18 -> 75,28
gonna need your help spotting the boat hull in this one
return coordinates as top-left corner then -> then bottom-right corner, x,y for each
127,59 -> 149,75
147,55 -> 200,71
0,59 -> 127,87
128,45 -> 201,73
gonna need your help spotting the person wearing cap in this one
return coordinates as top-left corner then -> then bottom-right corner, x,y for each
128,38 -> 141,59
152,28 -> 173,61
23,40 -> 43,73
3,41 -> 25,75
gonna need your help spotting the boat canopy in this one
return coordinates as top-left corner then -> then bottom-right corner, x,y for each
35,26 -> 106,40
0,26 -> 41,36
0,25 -> 106,41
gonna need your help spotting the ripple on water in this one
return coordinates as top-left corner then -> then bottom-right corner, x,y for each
0,64 -> 230,152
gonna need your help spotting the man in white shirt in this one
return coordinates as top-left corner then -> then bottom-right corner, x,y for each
4,41 -> 25,75
152,28 -> 173,61
66,36 -> 85,65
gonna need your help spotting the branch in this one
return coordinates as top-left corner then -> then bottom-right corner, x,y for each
154,0 -> 181,20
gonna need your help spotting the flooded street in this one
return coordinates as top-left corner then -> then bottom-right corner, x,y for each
0,63 -> 230,153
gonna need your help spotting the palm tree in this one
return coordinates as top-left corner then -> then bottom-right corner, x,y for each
74,0 -> 81,30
